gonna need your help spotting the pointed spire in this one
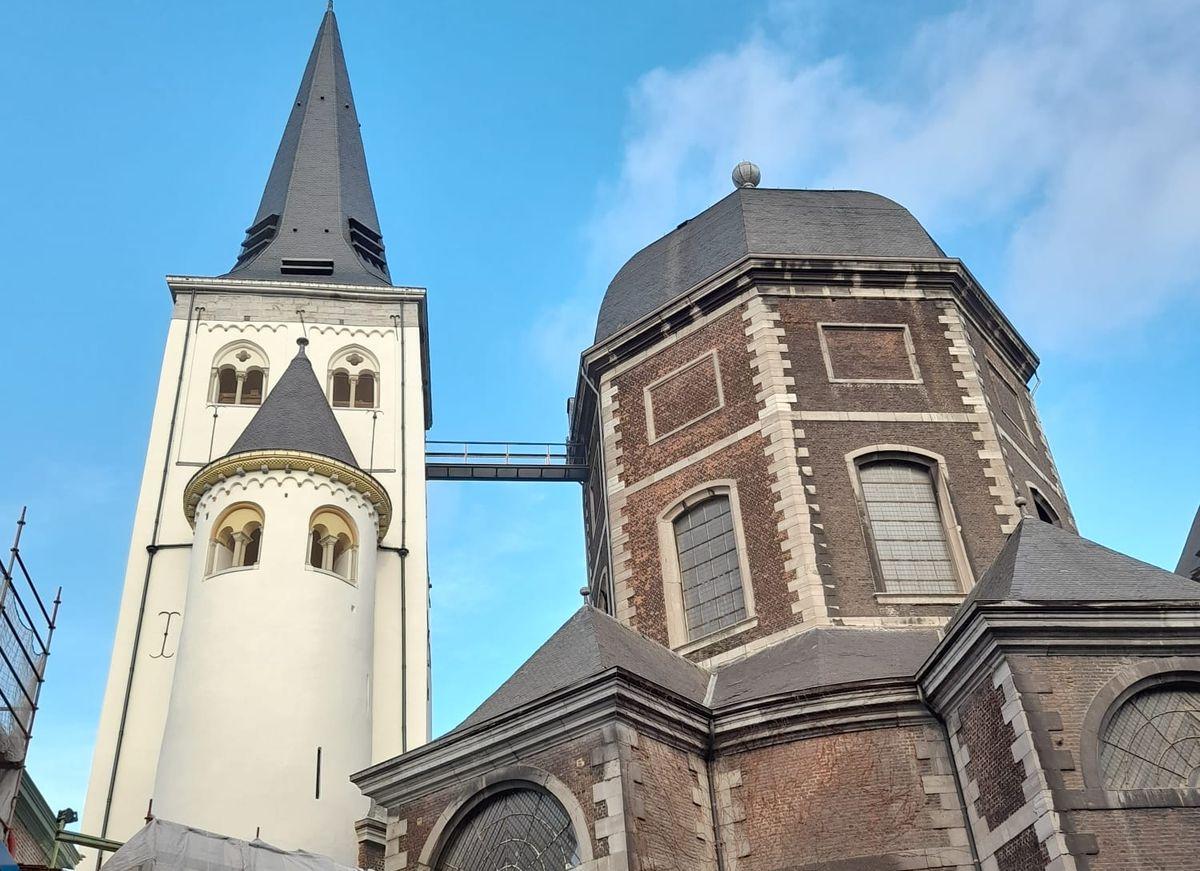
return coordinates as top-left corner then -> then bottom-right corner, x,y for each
224,7 -> 391,286
228,339 -> 359,467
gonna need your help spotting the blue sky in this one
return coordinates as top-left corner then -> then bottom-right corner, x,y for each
2,0 -> 1197,818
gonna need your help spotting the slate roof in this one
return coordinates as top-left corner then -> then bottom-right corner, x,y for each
228,341 -> 358,467
1177,505 -> 1200,579
222,8 -> 391,286
594,188 -> 946,342
710,627 -> 939,708
960,518 -> 1200,610
456,607 -> 710,730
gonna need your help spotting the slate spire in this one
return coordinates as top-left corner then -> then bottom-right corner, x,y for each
229,339 -> 359,467
224,7 -> 391,286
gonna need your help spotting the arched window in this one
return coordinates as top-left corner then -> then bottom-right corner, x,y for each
1099,682 -> 1200,789
1029,487 -> 1061,527
216,367 -> 238,404
857,456 -> 960,594
206,503 -> 265,576
331,371 -> 352,408
307,507 -> 358,582
210,342 -> 269,406
354,371 -> 375,408
328,347 -> 380,409
241,369 -> 265,406
673,493 -> 747,640
434,786 -> 580,871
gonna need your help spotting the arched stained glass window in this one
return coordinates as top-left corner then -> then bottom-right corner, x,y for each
435,787 -> 581,871
1099,683 -> 1200,789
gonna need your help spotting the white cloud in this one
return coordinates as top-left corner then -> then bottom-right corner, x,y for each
557,0 -> 1200,356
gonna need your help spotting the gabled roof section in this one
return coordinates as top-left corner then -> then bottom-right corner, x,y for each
223,8 -> 391,286
711,627 -> 940,708
228,340 -> 358,467
961,518 -> 1200,609
457,606 -> 710,730
594,188 -> 946,342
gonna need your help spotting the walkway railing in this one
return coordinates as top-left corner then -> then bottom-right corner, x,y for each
425,440 -> 587,482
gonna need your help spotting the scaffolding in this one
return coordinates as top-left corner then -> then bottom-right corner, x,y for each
0,509 -> 61,837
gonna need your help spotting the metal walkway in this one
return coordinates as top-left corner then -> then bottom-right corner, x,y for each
426,441 -> 587,482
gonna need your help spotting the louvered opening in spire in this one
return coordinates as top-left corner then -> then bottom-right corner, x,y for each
223,8 -> 391,286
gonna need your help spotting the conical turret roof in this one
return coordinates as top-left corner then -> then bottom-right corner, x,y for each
223,7 -> 391,286
228,340 -> 358,467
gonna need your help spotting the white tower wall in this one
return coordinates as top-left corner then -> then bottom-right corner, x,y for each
154,470 -> 379,860
83,287 -> 431,863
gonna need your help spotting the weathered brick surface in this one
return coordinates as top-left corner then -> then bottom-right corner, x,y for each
992,826 -> 1049,870
956,680 -> 1025,829
1080,807 -> 1200,870
628,734 -> 715,871
647,352 -> 722,440
620,435 -> 791,655
721,724 -> 966,870
357,839 -> 385,871
819,323 -> 916,381
778,297 -> 966,413
612,307 -> 760,487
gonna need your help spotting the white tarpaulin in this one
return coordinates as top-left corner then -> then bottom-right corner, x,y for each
101,819 -> 361,871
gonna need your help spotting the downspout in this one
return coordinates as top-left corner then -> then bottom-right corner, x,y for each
99,291 -> 200,858
579,364 -> 614,606
394,312 -> 409,753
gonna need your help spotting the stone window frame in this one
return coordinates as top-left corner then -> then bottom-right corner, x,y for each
1025,483 -> 1061,527
205,501 -> 265,578
328,344 -> 382,410
817,322 -> 923,385
656,480 -> 758,652
986,358 -> 1035,441
1077,657 -> 1200,809
417,765 -> 596,870
642,349 -> 725,444
845,445 -> 974,604
209,340 -> 270,407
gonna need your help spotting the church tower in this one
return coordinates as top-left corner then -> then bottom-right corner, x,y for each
82,8 -> 431,864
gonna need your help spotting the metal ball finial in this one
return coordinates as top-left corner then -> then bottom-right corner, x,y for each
732,160 -> 761,189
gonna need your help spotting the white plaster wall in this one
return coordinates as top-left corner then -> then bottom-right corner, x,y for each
83,295 -> 430,861
154,470 -> 378,863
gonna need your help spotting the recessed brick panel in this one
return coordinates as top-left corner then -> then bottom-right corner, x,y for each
958,681 -> 1026,829
821,324 -> 916,381
993,826 -> 1050,871
648,353 -> 722,440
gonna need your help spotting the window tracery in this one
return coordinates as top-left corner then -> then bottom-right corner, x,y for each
329,346 -> 379,409
1100,682 -> 1200,789
434,786 -> 580,871
210,342 -> 269,406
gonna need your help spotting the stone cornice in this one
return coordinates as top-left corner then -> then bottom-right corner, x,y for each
353,667 -> 941,807
183,449 -> 392,539
569,254 -> 1037,446
166,274 -> 427,302
351,669 -> 711,807
917,602 -> 1200,711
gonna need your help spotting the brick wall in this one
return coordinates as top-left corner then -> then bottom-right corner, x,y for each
716,724 -> 973,870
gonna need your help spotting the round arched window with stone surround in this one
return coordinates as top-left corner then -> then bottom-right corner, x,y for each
210,341 -> 269,406
206,502 -> 264,576
328,346 -> 380,409
1099,681 -> 1200,789
433,785 -> 581,871
307,507 -> 358,582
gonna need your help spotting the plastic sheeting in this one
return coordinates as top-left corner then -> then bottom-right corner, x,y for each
101,819 -> 361,871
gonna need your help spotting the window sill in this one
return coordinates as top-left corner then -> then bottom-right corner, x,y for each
305,564 -> 357,587
874,592 -> 964,606
676,615 -> 758,656
205,564 -> 258,580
